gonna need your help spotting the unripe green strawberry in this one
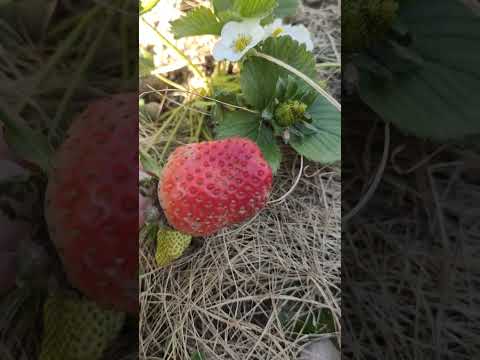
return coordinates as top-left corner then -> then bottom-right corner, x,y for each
45,94 -> 138,313
155,229 -> 192,267
39,293 -> 125,360
275,100 -> 309,127
158,137 -> 273,236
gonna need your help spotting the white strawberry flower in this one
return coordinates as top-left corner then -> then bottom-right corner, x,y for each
264,18 -> 314,51
212,19 -> 265,61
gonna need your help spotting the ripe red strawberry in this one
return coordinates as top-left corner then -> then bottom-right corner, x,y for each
45,94 -> 138,313
158,138 -> 273,236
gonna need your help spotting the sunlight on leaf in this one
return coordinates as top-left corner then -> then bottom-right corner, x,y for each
170,6 -> 222,39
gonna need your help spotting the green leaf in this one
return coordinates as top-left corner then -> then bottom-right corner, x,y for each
212,0 -> 233,13
170,7 -> 222,39
261,36 -> 317,79
0,104 -> 52,173
233,0 -> 278,18
255,124 -> 281,173
216,110 -> 260,139
139,47 -> 155,78
275,76 -> 317,106
260,14 -> 275,26
357,0 -> 480,140
289,95 -> 340,164
240,36 -> 317,111
241,57 -> 278,111
217,9 -> 243,24
216,110 -> 281,172
273,0 -> 299,18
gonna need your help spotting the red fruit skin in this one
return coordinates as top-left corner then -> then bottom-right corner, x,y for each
45,94 -> 138,313
158,138 -> 273,236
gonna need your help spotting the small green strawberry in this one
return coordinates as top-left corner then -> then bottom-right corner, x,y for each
39,293 -> 125,360
275,100 -> 309,127
155,229 -> 192,267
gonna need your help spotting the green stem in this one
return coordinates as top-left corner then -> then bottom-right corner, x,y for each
252,50 -> 341,112
155,74 -> 187,92
201,127 -> 213,141
141,18 -> 205,81
316,62 -> 340,68
194,116 -> 204,141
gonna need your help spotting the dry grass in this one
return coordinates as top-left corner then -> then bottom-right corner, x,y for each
342,105 -> 480,358
140,150 -> 341,359
296,0 -> 341,99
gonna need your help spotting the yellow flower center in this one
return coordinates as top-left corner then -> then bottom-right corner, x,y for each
232,34 -> 252,53
272,27 -> 284,37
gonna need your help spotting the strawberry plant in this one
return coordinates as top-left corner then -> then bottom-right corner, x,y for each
142,0 -> 341,174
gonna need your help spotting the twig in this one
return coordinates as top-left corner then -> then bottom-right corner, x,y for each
268,156 -> 304,205
140,88 -> 260,114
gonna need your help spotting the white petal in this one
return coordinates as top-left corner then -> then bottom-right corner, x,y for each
221,19 -> 262,40
212,41 -> 230,61
248,24 -> 266,44
228,50 -> 246,62
212,40 -> 245,61
214,19 -> 265,61
241,19 -> 265,43
220,21 -> 243,42
283,24 -> 314,51
264,18 -> 283,34
272,18 -> 283,28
